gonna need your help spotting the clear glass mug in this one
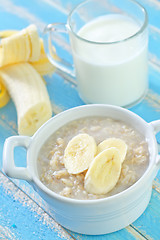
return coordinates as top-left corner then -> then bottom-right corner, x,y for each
43,0 -> 148,107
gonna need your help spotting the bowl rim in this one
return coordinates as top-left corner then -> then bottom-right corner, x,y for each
30,104 -> 157,204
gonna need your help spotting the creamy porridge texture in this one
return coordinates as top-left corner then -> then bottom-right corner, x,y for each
38,117 -> 149,200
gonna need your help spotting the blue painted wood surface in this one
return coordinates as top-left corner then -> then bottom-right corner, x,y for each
0,0 -> 160,239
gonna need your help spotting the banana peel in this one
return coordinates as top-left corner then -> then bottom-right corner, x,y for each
0,80 -> 10,108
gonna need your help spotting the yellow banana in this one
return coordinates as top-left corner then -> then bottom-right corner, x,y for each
0,27 -> 56,76
64,133 -> 97,174
0,25 -> 40,67
84,147 -> 122,195
0,63 -> 52,136
97,138 -> 127,163
26,24 -> 41,62
0,80 -> 10,108
31,39 -> 56,76
0,30 -> 18,38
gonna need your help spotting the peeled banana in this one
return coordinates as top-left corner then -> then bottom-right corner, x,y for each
84,147 -> 122,195
26,24 -> 41,62
0,80 -> 10,108
0,27 -> 56,76
0,30 -> 18,38
31,39 -> 56,76
0,63 -> 52,136
64,133 -> 97,174
0,25 -> 41,67
97,138 -> 127,163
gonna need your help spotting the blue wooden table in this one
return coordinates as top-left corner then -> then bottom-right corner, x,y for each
0,0 -> 160,239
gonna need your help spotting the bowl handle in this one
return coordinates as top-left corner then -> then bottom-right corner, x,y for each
3,136 -> 32,181
150,120 -> 160,167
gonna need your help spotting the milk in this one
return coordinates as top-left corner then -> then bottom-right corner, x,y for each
70,14 -> 148,106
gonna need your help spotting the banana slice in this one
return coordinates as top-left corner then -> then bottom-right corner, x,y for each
97,138 -> 127,163
64,133 -> 97,174
0,63 -> 52,136
84,147 -> 121,195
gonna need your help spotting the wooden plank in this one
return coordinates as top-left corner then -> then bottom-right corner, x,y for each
137,0 -> 160,29
0,0 -> 69,33
10,0 -> 68,24
130,63 -> 160,122
0,171 -> 74,240
0,225 -> 17,240
68,226 -> 148,240
149,26 -> 160,66
153,178 -> 160,194
132,189 -> 160,240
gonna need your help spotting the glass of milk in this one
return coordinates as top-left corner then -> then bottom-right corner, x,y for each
44,0 -> 148,107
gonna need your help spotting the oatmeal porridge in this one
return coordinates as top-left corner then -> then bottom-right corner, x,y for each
37,117 -> 149,200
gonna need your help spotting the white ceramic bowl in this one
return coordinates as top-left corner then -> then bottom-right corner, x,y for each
3,104 -> 160,235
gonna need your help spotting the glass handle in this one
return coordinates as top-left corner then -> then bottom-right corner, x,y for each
43,23 -> 76,80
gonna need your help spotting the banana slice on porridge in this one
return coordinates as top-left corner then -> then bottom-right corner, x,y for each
84,147 -> 122,195
64,133 -> 97,174
97,138 -> 127,163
